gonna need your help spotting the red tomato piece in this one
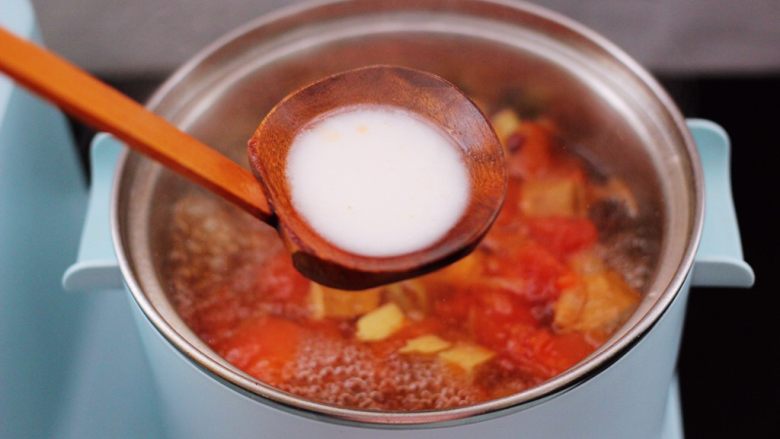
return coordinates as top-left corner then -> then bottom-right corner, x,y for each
506,121 -> 554,178
499,242 -> 568,303
503,326 -> 594,379
527,217 -> 598,258
215,316 -> 304,384
547,332 -> 594,371
473,290 -> 537,350
502,324 -> 552,377
556,271 -> 581,291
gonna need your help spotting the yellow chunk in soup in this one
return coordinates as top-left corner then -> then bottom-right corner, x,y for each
309,283 -> 381,319
425,251 -> 483,284
438,343 -> 495,374
399,335 -> 452,354
385,280 -> 429,320
490,108 -> 522,146
356,303 -> 405,342
521,177 -> 585,217
554,271 -> 640,334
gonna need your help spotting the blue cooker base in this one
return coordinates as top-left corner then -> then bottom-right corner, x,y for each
1,278 -> 681,438
42,286 -> 687,439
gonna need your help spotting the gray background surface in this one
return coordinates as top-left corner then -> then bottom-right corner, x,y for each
29,0 -> 780,76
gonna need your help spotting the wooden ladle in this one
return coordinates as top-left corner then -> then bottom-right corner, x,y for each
0,27 -> 507,290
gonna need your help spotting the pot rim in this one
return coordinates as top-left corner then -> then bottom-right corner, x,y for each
111,0 -> 704,427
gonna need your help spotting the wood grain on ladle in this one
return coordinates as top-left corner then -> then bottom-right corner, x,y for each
0,27 -> 507,289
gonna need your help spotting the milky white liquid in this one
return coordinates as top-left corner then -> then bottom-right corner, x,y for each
286,105 -> 470,257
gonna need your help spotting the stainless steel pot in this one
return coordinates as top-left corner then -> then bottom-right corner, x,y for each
63,0 -> 754,437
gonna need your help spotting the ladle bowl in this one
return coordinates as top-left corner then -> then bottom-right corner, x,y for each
249,65 -> 507,289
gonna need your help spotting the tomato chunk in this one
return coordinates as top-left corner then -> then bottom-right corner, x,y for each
472,291 -> 536,350
503,326 -> 593,379
215,317 -> 304,383
506,121 -> 554,178
528,217 -> 598,258
494,242 -> 569,302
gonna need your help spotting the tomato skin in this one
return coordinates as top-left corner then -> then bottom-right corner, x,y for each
507,121 -> 554,179
502,326 -> 593,379
215,317 -> 304,383
496,242 -> 568,303
527,217 -> 598,258
472,288 -> 537,347
548,332 -> 594,369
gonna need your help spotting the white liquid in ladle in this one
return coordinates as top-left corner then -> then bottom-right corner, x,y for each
286,105 -> 470,257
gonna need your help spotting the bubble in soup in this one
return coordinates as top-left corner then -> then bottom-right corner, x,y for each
285,105 -> 470,257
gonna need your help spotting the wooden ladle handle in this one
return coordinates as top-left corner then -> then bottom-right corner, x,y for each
0,27 -> 272,220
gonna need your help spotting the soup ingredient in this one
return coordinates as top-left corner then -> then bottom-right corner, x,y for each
505,121 -> 552,178
521,177 -> 586,217
285,105 -> 470,257
399,334 -> 452,354
384,280 -> 429,319
356,302 -> 406,341
166,106 -> 650,411
554,271 -> 641,335
438,343 -> 495,374
309,283 -> 381,319
216,317 -> 304,383
527,218 -> 598,258
491,107 -> 522,145
426,251 -> 484,284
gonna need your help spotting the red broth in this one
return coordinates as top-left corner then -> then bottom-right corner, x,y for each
165,109 -> 651,410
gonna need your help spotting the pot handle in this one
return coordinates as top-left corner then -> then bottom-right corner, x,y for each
62,133 -> 124,292
688,119 -> 754,288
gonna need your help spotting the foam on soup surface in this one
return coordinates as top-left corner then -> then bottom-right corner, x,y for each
165,107 -> 657,411
285,105 -> 470,257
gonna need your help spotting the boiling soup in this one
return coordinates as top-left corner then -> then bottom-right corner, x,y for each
164,106 -> 654,410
